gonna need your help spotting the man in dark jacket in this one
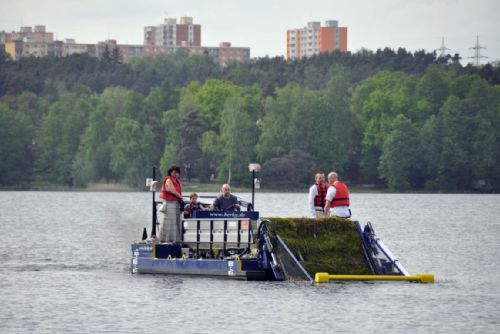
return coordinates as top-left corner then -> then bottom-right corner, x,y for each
212,184 -> 240,211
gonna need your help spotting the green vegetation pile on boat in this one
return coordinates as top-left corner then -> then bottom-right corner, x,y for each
131,173 -> 434,284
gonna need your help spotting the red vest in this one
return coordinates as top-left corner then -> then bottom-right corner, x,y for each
314,183 -> 328,207
330,181 -> 350,207
160,176 -> 182,201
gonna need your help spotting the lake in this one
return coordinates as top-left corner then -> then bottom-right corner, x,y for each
0,191 -> 499,333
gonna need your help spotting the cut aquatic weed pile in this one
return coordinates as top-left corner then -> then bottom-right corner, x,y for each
267,217 -> 371,276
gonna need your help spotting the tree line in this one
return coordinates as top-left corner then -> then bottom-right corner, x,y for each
0,48 -> 499,191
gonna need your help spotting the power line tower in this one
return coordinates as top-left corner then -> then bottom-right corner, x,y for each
469,35 -> 487,66
436,36 -> 450,58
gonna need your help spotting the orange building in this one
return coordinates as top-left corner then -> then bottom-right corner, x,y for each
287,20 -> 347,60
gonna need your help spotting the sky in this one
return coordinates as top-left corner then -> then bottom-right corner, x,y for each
1,0 -> 499,64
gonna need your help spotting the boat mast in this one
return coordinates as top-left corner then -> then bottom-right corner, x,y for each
151,166 -> 157,238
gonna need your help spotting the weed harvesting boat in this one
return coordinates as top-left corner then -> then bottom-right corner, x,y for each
131,168 -> 434,284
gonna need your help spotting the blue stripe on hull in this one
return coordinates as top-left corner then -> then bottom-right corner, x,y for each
131,244 -> 265,279
134,258 -> 246,277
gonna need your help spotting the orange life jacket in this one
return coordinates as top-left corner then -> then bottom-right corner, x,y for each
314,183 -> 328,207
330,181 -> 350,207
160,175 -> 182,201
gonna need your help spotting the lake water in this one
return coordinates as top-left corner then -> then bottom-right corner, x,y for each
0,191 -> 499,333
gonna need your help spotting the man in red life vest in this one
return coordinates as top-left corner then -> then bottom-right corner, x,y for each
308,172 -> 328,217
324,172 -> 351,218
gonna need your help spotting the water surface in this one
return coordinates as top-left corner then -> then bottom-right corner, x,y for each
0,191 -> 499,333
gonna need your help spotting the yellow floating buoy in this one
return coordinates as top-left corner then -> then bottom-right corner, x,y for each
315,272 -> 434,284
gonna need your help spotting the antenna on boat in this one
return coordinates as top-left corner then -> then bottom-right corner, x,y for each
248,163 -> 261,210
151,166 -> 157,238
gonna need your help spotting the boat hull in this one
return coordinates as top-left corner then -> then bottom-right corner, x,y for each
131,243 -> 267,280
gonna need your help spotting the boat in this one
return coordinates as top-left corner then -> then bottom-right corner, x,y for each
131,168 -> 434,284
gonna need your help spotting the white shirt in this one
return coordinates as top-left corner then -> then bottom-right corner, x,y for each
325,185 -> 351,218
308,184 -> 324,217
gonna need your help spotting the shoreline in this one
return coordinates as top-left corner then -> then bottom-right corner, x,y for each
0,181 -> 496,194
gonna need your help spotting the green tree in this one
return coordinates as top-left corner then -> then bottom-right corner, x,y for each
415,65 -> 451,118
73,86 -> 143,185
184,55 -> 218,83
194,79 -> 242,129
461,78 -> 499,189
256,83 -> 301,161
219,93 -> 259,184
102,45 -> 111,62
161,80 -> 250,182
0,91 -> 49,128
160,92 -> 204,178
419,115 -> 443,190
304,64 -> 324,90
224,64 -> 266,87
0,49 -> 11,63
109,117 -> 154,186
260,149 -> 316,190
0,103 -> 33,185
434,76 -> 500,191
257,79 -> 353,176
35,90 -> 94,185
414,65 -> 453,133
318,67 -> 356,175
379,115 -> 423,190
111,46 -> 122,63
350,71 -> 419,182
436,96 -> 471,190
142,81 -> 180,168
198,130 -> 221,181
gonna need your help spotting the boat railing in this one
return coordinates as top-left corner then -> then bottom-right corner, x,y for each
181,211 -> 260,258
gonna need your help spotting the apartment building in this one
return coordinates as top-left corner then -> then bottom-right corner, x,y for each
1,20 -> 250,66
142,18 -> 249,65
4,25 -> 54,44
179,42 -> 249,66
144,17 -> 201,48
2,25 -> 55,60
287,20 -> 348,60
213,42 -> 250,66
61,39 -> 96,57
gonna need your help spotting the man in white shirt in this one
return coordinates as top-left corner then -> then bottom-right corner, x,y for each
324,172 -> 351,218
308,172 -> 328,217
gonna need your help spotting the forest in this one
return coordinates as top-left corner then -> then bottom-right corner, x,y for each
1,47 -> 499,191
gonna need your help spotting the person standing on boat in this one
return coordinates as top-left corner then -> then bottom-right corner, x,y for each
308,172 -> 328,217
324,172 -> 351,218
158,165 -> 183,243
212,184 -> 240,211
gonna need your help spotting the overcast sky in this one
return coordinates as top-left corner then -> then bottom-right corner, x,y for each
1,0 -> 499,64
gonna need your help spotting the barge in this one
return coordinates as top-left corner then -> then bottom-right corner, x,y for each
131,169 -> 434,284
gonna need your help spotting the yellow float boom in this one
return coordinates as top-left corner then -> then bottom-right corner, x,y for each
315,273 -> 434,284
